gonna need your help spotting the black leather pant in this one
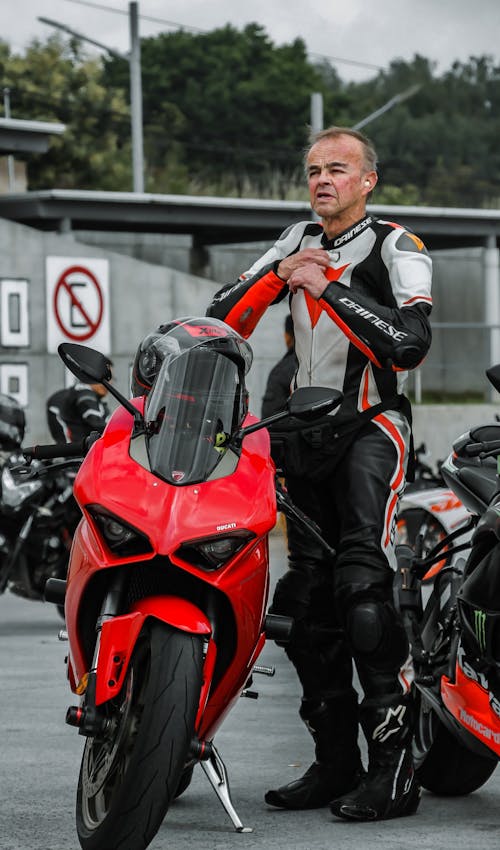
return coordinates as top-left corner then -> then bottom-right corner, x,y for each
270,421 -> 411,703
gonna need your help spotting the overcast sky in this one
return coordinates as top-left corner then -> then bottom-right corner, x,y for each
4,0 -> 500,83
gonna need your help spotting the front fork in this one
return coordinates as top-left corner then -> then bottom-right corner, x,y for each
66,570 -> 126,736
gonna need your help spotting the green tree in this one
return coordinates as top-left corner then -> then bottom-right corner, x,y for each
4,26 -> 500,207
350,55 -> 500,207
103,23 -> 325,196
0,35 -> 131,189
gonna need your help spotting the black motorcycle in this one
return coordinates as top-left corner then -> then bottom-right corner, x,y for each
395,364 -> 500,795
0,452 -> 81,616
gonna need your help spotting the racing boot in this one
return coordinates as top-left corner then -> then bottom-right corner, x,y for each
265,691 -> 363,810
330,695 -> 421,821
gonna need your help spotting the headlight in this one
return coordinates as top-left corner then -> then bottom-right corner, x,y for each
86,504 -> 153,557
1,465 -> 43,509
176,531 -> 255,570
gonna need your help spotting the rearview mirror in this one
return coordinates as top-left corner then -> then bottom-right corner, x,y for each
58,342 -> 112,384
231,385 -> 343,448
58,342 -> 144,428
486,364 -> 500,394
287,386 -> 343,421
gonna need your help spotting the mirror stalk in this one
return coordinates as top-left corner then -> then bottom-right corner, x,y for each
100,378 -> 144,431
231,409 -> 290,450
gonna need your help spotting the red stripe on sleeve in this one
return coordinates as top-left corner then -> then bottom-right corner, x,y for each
224,270 -> 285,338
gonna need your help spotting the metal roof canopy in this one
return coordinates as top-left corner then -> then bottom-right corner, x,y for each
0,188 -> 498,250
0,118 -> 66,155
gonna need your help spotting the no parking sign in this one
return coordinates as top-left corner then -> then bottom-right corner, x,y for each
46,257 -> 110,354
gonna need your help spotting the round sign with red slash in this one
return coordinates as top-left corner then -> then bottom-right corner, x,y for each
53,265 -> 104,342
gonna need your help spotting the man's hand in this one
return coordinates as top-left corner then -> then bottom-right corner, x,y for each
288,263 -> 329,299
277,248 -> 330,281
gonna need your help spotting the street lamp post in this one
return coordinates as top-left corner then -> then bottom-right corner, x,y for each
352,85 -> 421,131
38,1 -> 145,193
309,85 -> 421,137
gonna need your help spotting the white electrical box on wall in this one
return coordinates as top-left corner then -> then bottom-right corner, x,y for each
0,279 -> 30,347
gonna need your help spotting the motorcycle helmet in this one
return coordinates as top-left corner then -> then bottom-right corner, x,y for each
0,394 -> 25,450
131,317 -> 253,398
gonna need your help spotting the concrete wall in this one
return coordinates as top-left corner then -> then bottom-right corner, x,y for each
72,233 -> 293,416
77,234 -> 500,465
76,230 -> 193,275
420,247 -> 488,397
0,219 -> 292,443
412,403 -> 500,468
72,231 -> 494,399
0,218 -> 220,442
2,217 -> 499,465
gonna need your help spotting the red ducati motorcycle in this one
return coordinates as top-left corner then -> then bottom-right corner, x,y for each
27,317 -> 340,850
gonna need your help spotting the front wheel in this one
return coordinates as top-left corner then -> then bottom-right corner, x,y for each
76,621 -> 204,850
414,697 -> 497,795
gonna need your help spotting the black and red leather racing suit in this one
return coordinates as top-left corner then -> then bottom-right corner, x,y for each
46,383 -> 109,444
207,214 -> 432,709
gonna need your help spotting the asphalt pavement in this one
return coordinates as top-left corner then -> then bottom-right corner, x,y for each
1,530 -> 500,850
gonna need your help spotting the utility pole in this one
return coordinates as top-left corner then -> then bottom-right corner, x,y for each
310,93 -> 324,222
39,2 -> 145,193
310,92 -> 324,136
3,88 -> 15,192
128,2 -> 144,193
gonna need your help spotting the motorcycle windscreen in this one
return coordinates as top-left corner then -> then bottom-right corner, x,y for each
144,346 -> 242,485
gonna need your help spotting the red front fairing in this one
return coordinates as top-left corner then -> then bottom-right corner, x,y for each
442,662 -> 500,757
65,404 -> 277,736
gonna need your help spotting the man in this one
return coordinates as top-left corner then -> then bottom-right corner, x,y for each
261,313 -> 298,418
206,126 -> 432,822
47,380 -> 110,444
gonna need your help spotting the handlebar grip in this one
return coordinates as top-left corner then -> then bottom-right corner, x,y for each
23,440 -> 86,461
463,442 -> 485,457
463,438 -> 500,457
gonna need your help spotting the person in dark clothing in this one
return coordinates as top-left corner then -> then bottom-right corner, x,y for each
46,382 -> 110,444
206,126 -> 432,822
261,314 -> 298,418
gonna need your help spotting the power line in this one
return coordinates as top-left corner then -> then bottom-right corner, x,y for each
62,0 -> 214,33
308,52 -> 382,72
61,0 -> 385,71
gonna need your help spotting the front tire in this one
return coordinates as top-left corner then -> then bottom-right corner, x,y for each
415,701 -> 497,795
174,764 -> 195,799
76,621 -> 203,850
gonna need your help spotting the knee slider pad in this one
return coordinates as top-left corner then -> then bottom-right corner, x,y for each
345,599 -> 408,665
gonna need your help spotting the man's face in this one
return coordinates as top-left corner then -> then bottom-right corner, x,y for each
306,134 -> 377,225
